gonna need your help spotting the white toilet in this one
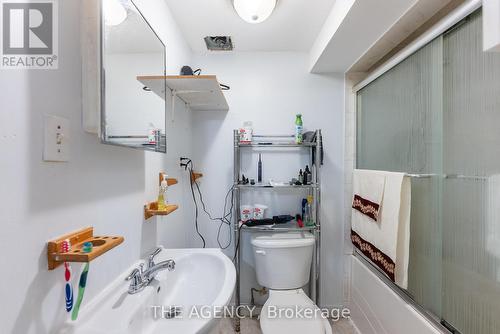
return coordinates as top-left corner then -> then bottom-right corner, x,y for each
251,233 -> 332,334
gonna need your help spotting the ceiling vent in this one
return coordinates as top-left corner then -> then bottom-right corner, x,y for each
204,36 -> 234,51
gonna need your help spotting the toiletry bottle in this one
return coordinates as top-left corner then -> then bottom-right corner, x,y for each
302,198 -> 307,218
157,176 -> 168,210
299,169 -> 304,184
239,121 -> 253,143
295,114 -> 303,144
303,166 -> 309,185
148,123 -> 157,144
305,165 -> 312,185
304,195 -> 314,226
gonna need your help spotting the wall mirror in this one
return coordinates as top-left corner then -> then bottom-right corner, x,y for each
100,0 -> 167,153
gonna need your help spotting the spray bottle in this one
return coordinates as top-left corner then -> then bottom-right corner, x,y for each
295,114 -> 303,144
304,195 -> 314,227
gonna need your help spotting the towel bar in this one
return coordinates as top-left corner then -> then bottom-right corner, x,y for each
405,173 -> 436,178
404,173 -> 488,180
444,174 -> 488,180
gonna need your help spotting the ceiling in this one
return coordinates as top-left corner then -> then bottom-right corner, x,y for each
164,0 -> 336,52
348,0 -> 458,73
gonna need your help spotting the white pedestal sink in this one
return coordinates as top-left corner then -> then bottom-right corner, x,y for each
59,248 -> 236,334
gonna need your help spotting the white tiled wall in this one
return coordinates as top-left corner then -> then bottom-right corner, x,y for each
342,72 -> 365,305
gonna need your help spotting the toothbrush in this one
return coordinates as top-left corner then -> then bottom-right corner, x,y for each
71,242 -> 92,321
62,240 -> 73,312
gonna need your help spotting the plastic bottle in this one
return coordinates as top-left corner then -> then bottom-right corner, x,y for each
295,114 -> 303,144
305,165 -> 312,185
304,195 -> 314,226
157,176 -> 169,210
239,121 -> 253,143
148,123 -> 157,144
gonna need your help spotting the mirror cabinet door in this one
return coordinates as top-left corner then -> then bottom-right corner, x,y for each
101,0 -> 167,153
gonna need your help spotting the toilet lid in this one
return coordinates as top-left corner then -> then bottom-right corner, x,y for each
260,290 -> 328,334
251,232 -> 315,248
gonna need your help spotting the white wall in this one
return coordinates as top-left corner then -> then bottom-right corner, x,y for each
483,0 -> 500,52
133,0 -> 195,251
190,52 -> 345,308
104,51 -> 195,251
0,0 -> 192,333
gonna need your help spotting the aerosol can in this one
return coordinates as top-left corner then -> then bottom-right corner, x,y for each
295,114 -> 303,144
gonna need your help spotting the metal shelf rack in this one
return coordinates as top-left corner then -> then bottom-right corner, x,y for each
235,183 -> 319,189
233,129 -> 322,310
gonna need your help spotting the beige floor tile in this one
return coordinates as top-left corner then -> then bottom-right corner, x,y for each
240,318 -> 261,334
216,318 -> 236,333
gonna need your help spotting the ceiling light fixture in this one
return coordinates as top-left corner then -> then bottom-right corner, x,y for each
233,0 -> 277,24
103,0 -> 127,26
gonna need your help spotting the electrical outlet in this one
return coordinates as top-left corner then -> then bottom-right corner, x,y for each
43,115 -> 70,162
180,157 -> 190,169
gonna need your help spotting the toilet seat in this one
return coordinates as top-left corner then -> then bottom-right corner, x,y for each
259,289 -> 332,334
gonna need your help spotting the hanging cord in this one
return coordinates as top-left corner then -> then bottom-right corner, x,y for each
214,185 -> 234,249
183,159 -> 206,248
181,158 -> 235,249
193,178 -> 234,249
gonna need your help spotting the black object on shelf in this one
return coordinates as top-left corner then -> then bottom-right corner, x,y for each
244,215 -> 294,227
258,154 -> 263,183
180,65 -> 201,76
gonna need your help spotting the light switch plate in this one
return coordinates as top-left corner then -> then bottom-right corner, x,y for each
43,115 -> 70,162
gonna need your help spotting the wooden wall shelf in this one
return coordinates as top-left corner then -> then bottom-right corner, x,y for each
47,227 -> 124,270
137,75 -> 229,112
166,178 -> 177,186
191,171 -> 203,183
144,202 -> 179,220
159,172 -> 177,187
145,171 -> 180,220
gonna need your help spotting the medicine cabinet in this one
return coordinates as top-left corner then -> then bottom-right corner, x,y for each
100,0 -> 167,153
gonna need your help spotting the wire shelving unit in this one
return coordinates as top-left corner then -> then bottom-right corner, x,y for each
233,129 -> 323,311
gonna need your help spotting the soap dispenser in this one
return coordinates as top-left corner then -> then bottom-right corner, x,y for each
157,175 -> 169,210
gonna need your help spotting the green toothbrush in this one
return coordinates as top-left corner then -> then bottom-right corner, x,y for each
71,242 -> 92,321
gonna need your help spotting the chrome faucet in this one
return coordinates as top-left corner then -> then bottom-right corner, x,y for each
126,247 -> 175,294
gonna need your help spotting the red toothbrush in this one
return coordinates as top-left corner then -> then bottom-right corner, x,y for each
62,240 -> 73,312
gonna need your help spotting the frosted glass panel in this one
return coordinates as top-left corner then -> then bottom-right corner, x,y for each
357,37 -> 443,315
357,37 -> 443,175
356,9 -> 500,334
442,11 -> 500,334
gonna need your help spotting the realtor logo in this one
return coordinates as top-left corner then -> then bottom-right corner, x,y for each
1,0 -> 58,69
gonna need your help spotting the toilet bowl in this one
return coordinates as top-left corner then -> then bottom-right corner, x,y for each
251,233 -> 329,334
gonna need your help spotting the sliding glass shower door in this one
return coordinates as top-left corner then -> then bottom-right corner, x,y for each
442,11 -> 500,334
356,10 -> 500,334
357,36 -> 444,317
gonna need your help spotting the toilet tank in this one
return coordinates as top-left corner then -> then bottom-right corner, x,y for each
251,233 -> 315,290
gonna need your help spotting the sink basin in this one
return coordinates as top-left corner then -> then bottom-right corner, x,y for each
59,248 -> 236,334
